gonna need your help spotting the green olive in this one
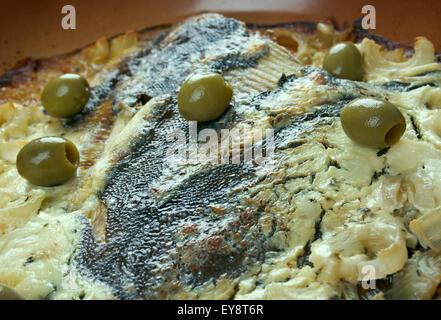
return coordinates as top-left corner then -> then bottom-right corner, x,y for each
178,72 -> 233,122
323,42 -> 363,81
41,73 -> 91,118
16,137 -> 80,187
0,284 -> 25,300
341,97 -> 406,148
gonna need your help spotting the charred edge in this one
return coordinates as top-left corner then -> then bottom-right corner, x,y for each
0,23 -> 172,88
1,24 -> 170,108
229,282 -> 240,300
24,256 -> 34,266
0,58 -> 36,88
410,115 -> 422,139
137,94 -> 152,105
406,81 -> 438,92
136,24 -> 173,41
413,70 -> 441,78
321,17 -> 351,32
382,81 -> 410,92
271,175 -> 309,189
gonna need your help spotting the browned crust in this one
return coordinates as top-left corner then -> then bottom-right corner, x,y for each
246,17 -> 416,54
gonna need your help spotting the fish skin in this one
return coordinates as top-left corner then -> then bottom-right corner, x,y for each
113,14 -> 247,109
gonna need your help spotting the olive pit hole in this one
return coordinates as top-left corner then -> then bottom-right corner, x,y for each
385,123 -> 406,146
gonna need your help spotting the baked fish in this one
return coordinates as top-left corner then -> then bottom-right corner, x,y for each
0,13 -> 440,300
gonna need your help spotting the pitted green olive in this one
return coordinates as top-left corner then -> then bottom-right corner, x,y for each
0,284 -> 25,300
16,137 -> 80,187
178,72 -> 233,122
41,73 -> 90,118
323,42 -> 363,81
340,97 -> 406,148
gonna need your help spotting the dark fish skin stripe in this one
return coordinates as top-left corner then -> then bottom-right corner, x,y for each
381,81 -> 411,92
210,47 -> 270,73
410,115 -> 423,139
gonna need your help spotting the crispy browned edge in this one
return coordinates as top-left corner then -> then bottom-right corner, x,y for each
0,23 -> 172,89
0,15 -> 440,300
3,16 -> 440,88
